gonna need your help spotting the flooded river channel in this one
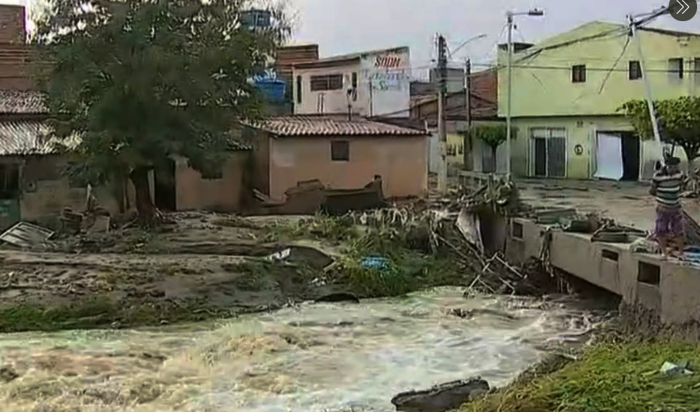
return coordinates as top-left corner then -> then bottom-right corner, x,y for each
0,288 -> 604,412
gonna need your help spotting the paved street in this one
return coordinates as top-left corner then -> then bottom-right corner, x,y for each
517,178 -> 700,230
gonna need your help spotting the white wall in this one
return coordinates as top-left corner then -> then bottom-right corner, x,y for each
428,131 -> 440,174
292,47 -> 411,117
293,64 -> 362,115
360,48 -> 411,117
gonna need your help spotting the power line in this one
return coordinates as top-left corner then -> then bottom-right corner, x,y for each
470,62 -> 700,74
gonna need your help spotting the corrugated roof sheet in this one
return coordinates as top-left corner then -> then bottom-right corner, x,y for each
0,120 -> 80,156
251,115 -> 427,137
0,120 -> 249,155
0,221 -> 54,249
0,90 -> 47,114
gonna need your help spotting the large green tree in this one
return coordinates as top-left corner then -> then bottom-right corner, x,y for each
32,0 -> 290,222
619,97 -> 700,168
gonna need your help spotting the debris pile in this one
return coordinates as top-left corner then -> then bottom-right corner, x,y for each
331,176 -> 551,297
60,185 -> 111,235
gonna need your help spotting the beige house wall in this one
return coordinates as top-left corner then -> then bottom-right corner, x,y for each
267,135 -> 428,201
174,152 -> 247,212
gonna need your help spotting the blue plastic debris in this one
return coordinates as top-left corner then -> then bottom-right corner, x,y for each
361,256 -> 390,270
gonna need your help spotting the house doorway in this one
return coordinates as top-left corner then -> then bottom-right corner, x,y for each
594,131 -> 640,181
531,127 -> 567,178
0,163 -> 20,230
620,131 -> 640,181
154,159 -> 177,211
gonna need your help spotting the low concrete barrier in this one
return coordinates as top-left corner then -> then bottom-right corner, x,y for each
506,217 -> 700,327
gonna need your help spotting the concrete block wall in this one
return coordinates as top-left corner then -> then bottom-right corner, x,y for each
173,152 -> 247,212
506,217 -> 700,327
0,5 -> 25,44
21,180 -> 121,221
0,5 -> 33,91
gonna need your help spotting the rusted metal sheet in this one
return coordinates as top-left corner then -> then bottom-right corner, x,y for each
0,221 -> 54,248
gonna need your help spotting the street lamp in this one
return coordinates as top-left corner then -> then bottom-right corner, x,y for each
505,8 -> 544,177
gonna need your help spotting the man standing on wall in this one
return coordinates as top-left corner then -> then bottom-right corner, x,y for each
650,156 -> 687,258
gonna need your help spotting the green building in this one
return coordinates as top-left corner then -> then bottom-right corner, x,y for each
498,22 -> 700,180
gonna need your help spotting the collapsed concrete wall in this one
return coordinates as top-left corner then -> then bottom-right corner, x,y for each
506,217 -> 700,333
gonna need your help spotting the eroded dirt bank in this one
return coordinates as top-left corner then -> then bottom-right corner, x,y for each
0,214 -> 361,332
0,210 -> 507,333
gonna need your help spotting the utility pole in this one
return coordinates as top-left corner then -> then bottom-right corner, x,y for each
464,58 -> 473,170
627,7 -> 670,160
505,12 -> 514,178
437,34 -> 448,194
505,9 -> 544,178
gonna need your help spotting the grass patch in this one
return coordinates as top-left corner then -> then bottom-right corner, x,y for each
463,340 -> 700,412
223,261 -> 275,291
0,297 -> 120,332
263,213 -> 358,244
0,296 -> 239,333
337,225 -> 466,298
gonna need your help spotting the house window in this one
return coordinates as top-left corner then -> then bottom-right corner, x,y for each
629,61 -> 642,80
668,58 -> 684,79
296,75 -> 302,104
201,171 -> 223,180
351,72 -> 358,101
571,65 -> 586,83
310,74 -> 343,91
331,140 -> 349,161
694,58 -> 700,85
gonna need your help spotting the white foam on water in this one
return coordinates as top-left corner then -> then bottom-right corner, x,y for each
0,289 -> 598,412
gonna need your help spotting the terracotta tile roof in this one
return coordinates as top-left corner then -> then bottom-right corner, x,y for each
252,115 -> 427,137
0,90 -> 47,114
0,120 -> 79,156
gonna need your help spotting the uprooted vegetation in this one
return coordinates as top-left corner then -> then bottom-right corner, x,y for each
216,210 -> 473,298
462,337 -> 700,412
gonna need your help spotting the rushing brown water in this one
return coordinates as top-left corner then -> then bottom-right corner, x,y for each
0,288 -> 602,412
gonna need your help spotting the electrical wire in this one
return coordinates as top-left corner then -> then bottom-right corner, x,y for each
597,35 -> 630,94
469,62 -> 699,74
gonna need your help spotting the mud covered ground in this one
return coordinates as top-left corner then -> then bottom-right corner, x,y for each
0,214 -> 367,332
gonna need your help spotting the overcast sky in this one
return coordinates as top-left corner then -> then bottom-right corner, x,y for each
290,0 -> 699,74
5,0 -> 700,75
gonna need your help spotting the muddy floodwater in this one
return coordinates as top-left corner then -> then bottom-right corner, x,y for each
0,288 -> 603,412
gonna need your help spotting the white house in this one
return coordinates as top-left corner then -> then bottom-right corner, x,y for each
291,46 -> 411,117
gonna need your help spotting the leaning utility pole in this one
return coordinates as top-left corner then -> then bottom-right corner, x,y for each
437,34 -> 448,194
627,7 -> 670,159
464,58 -> 472,170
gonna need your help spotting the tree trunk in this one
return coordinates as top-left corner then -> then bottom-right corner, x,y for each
491,146 -> 499,173
129,166 -> 156,225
